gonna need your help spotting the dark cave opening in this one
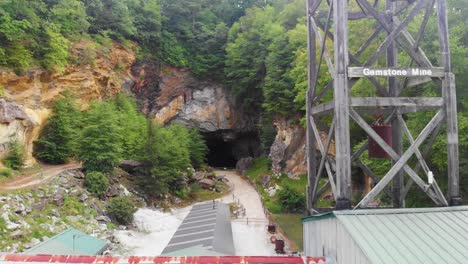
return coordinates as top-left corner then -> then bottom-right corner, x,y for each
202,131 -> 260,168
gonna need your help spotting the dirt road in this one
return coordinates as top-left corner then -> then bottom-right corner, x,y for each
0,163 -> 81,191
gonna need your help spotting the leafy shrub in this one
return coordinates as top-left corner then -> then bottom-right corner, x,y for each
34,93 -> 80,164
107,197 -> 137,225
277,185 -> 305,213
63,196 -> 85,215
4,140 -> 25,170
0,168 -> 13,177
188,129 -> 208,169
85,171 -> 109,197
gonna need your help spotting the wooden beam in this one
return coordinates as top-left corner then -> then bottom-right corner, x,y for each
355,160 -> 393,198
306,0 -> 319,213
311,101 -> 334,115
350,97 -> 444,108
313,118 -> 336,205
350,108 -> 447,207
364,0 -> 429,68
386,0 -> 404,208
401,0 -> 435,91
315,180 -> 331,201
401,121 -> 443,199
354,26 -> 383,59
443,73 -> 460,205
398,115 -> 431,175
333,0 -> 352,209
310,16 -> 335,78
437,0 -> 460,205
310,116 -> 337,198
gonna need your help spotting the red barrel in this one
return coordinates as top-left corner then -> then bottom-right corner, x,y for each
275,239 -> 285,254
368,124 -> 392,159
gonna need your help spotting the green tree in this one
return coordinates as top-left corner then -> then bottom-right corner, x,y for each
225,6 -> 277,110
79,101 -> 123,173
188,128 -> 208,168
145,123 -> 192,195
41,23 -> 69,73
34,93 -> 81,164
113,94 -> 147,161
277,184 -> 305,213
50,0 -> 90,37
3,140 -> 25,170
107,196 -> 137,225
85,171 -> 109,197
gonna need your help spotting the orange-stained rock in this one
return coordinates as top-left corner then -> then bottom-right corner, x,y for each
0,41 -> 136,165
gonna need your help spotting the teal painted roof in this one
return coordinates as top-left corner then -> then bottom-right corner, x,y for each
25,228 -> 108,255
306,206 -> 468,264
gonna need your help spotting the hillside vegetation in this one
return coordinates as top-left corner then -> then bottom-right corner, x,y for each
1,0 -> 467,204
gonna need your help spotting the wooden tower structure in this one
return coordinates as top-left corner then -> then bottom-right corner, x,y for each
305,0 -> 460,211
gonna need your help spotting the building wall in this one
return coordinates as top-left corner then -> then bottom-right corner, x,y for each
303,218 -> 370,264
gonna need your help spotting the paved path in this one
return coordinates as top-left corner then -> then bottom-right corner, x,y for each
217,170 -> 267,219
216,170 -> 275,256
0,163 -> 80,191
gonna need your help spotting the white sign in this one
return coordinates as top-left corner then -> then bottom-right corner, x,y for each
348,67 -> 445,78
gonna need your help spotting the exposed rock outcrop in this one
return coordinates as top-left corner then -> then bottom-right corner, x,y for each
132,65 -> 254,132
0,41 -> 136,164
269,117 -> 336,178
269,118 -> 307,178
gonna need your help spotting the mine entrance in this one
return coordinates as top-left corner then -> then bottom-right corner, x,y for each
202,131 -> 261,168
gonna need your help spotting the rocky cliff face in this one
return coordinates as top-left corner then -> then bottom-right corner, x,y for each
0,42 -> 136,165
269,118 -> 307,178
132,64 -> 260,167
269,117 -> 336,178
132,65 -> 254,132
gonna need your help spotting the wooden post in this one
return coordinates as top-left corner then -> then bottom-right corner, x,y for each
333,0 -> 351,210
386,0 -> 404,208
437,0 -> 460,206
306,0 -> 318,213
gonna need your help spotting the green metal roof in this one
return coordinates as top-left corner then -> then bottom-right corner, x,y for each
306,206 -> 468,264
25,228 -> 108,255
302,212 -> 335,223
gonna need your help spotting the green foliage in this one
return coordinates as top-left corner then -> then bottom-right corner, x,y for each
79,101 -> 123,173
0,217 -> 6,235
85,171 -> 109,197
50,0 -> 89,37
245,157 -> 271,185
188,129 -> 208,168
41,23 -> 69,73
0,167 -> 13,177
107,196 -> 137,225
3,140 -> 25,170
277,184 -> 305,213
146,123 -> 190,194
113,94 -> 148,161
35,93 -> 80,164
63,195 -> 85,215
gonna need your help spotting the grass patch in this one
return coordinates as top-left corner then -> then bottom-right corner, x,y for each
177,182 -> 229,207
272,213 -> 304,251
245,157 -> 271,184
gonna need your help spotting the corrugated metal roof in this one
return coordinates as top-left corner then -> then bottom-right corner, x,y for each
162,201 -> 235,256
0,254 -> 332,264
25,228 -> 108,255
334,206 -> 468,264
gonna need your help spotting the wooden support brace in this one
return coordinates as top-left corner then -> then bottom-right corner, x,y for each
313,117 -> 336,202
350,108 -> 447,208
355,160 -> 393,198
310,116 -> 337,197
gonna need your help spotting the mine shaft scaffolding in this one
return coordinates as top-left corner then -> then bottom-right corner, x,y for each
305,0 -> 460,212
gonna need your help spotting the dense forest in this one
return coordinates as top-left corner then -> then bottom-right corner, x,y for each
0,0 -> 466,205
